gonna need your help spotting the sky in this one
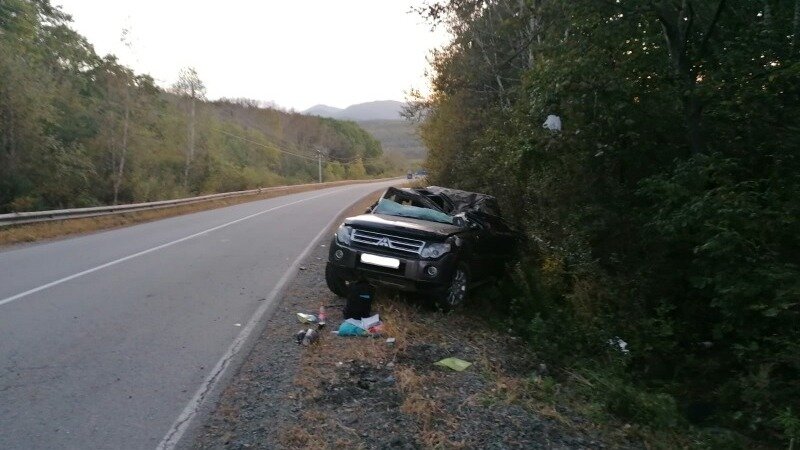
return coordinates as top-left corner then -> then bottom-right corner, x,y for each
53,0 -> 449,111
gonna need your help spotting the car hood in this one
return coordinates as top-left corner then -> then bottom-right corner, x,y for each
344,214 -> 464,239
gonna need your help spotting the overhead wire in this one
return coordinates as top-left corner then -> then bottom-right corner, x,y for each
214,129 -> 319,162
214,128 -> 385,167
207,104 -> 392,166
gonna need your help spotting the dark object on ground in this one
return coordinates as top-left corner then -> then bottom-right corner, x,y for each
343,281 -> 373,319
301,328 -> 319,346
326,186 -> 518,309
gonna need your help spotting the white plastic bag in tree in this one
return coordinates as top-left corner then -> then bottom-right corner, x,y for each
543,114 -> 562,131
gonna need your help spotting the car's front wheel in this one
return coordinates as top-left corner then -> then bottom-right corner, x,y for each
325,263 -> 349,297
433,263 -> 469,310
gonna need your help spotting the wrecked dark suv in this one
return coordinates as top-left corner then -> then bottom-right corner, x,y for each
325,186 -> 517,309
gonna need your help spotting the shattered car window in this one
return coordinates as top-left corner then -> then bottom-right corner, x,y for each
372,198 -> 455,225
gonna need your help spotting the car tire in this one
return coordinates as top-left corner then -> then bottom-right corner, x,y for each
434,263 -> 469,310
325,263 -> 349,297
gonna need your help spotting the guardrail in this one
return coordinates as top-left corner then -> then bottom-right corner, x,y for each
0,178 -> 399,227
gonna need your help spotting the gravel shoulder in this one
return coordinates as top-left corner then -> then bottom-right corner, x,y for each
191,193 -> 641,450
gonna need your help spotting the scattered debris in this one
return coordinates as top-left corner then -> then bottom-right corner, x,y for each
607,336 -> 630,354
537,363 -> 549,377
301,328 -> 319,346
543,114 -> 562,131
296,313 -> 317,324
434,357 -> 472,371
347,314 -> 380,330
317,305 -> 327,328
336,322 -> 367,336
385,337 -> 396,347
336,314 -> 383,337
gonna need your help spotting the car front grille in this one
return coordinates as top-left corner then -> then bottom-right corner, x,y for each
351,229 -> 425,255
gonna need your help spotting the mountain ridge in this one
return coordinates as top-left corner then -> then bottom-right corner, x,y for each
303,100 -> 406,121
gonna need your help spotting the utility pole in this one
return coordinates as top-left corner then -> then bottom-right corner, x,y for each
316,148 -> 323,183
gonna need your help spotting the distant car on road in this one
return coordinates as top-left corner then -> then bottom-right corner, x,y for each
325,186 -> 518,309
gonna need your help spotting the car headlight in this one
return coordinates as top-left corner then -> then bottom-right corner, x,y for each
420,242 -> 451,259
335,225 -> 353,245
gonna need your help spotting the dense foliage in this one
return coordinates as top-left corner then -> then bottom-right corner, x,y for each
413,0 -> 800,444
0,0 -> 394,213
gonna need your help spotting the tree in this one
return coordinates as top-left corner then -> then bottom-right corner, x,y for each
323,161 -> 346,181
172,67 -> 206,189
345,158 -> 366,179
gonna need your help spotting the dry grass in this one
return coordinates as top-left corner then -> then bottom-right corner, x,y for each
0,179 -> 385,247
283,295 -> 479,449
278,424 -> 330,449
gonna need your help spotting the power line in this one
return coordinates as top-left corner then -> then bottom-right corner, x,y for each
214,129 -> 319,162
214,129 -> 385,167
208,107 -> 387,166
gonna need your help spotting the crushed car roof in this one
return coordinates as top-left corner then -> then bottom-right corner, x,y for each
382,186 -> 501,217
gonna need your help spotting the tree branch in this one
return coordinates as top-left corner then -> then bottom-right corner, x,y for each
699,0 -> 726,55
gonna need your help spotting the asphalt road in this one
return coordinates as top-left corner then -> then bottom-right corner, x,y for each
0,179 -> 398,450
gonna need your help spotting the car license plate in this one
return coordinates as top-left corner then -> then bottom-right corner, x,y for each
360,253 -> 400,269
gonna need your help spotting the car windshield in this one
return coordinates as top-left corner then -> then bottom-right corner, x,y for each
372,198 -> 455,225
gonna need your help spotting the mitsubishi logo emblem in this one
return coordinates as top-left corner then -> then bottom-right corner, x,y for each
376,237 -> 391,248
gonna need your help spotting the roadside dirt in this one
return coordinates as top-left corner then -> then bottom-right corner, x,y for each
192,193 -> 637,450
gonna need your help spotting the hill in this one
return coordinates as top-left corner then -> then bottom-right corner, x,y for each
356,120 -> 427,162
303,100 -> 405,121
303,104 -> 343,117
302,101 -> 427,164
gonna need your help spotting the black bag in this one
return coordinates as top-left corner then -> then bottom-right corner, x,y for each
343,281 -> 373,319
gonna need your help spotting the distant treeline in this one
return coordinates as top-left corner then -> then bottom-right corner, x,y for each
0,0 -> 398,213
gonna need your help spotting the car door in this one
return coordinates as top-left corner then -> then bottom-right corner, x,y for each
476,214 -> 517,276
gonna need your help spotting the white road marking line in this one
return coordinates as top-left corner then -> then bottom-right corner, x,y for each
155,189 -> 376,450
0,188 -> 345,308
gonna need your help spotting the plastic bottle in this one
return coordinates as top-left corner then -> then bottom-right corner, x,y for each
317,305 -> 327,328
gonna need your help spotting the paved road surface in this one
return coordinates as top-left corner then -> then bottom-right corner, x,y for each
0,179 -> 398,449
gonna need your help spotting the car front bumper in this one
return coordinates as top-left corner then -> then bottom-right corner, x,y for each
327,238 -> 457,292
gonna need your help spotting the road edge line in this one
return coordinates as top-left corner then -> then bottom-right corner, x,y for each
156,185 -> 388,450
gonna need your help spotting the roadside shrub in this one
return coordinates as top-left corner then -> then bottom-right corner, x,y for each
637,153 -> 800,433
602,377 -> 682,429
